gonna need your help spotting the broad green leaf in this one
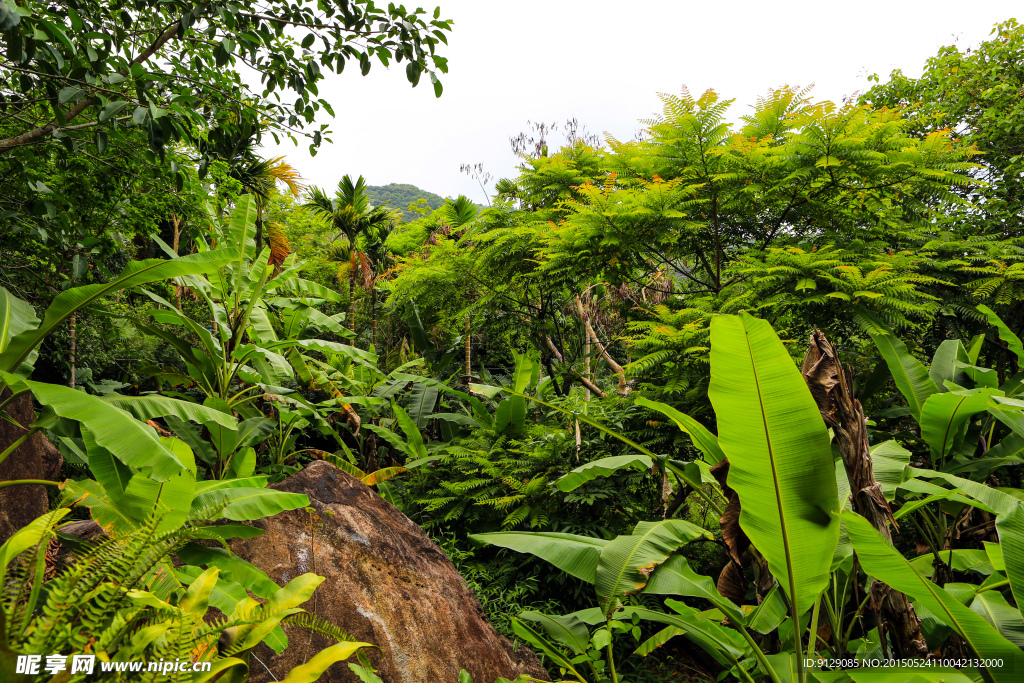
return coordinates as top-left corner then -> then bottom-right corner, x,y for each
100,394 -> 238,429
644,555 -> 745,624
0,286 -> 39,354
909,549 -> 995,577
278,641 -> 375,683
176,544 -> 280,598
555,454 -> 653,491
0,250 -> 234,373
595,520 -> 710,610
5,375 -> 184,481
511,349 -> 537,392
747,585 -> 789,635
364,424 -> 416,460
635,396 -> 725,463
866,325 -> 938,419
919,389 -> 996,464
64,478 -> 135,530
406,382 -> 438,428
122,437 -> 196,532
978,305 -> 1024,366
179,566 -> 220,617
985,541 -> 1005,571
509,618 -> 583,676
518,611 -> 590,655
626,606 -> 749,668
470,531 -> 608,584
494,397 -> 526,435
0,509 -> 68,589
224,447 -> 256,479
970,590 -> 1024,647
391,403 -> 427,459
843,511 -> 1023,682
868,440 -> 911,502
190,487 -> 309,521
910,468 -> 1024,611
82,430 -> 132,505
708,313 -> 840,618
929,339 -> 970,392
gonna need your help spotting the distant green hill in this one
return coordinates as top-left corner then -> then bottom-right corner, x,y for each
366,183 -> 447,221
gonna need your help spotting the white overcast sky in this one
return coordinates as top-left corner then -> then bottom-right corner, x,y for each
258,1 -> 1020,206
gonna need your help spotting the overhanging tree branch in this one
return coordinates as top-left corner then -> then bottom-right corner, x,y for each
0,20 -> 181,152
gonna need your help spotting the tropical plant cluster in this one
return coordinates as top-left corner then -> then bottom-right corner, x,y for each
4,6 -> 1024,683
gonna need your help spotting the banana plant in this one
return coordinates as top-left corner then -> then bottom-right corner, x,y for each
472,518 -> 711,683
136,195 -> 365,416
0,248 -> 236,492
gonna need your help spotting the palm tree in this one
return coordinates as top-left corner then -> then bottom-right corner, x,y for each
304,175 -> 392,341
362,213 -> 400,350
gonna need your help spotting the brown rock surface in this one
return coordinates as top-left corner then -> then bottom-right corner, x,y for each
230,460 -> 548,683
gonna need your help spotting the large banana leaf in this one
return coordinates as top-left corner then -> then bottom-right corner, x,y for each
4,375 -> 184,480
910,468 -> 1024,611
122,438 -> 197,533
469,531 -> 608,583
555,455 -> 653,492
866,325 -> 938,419
406,382 -> 438,428
627,606 -> 750,669
510,618 -> 587,681
978,305 -> 1024,366
65,478 -> 136,530
392,403 -> 427,459
190,486 -> 309,521
869,440 -> 911,501
843,511 -> 1023,682
518,611 -> 590,655
364,424 -> 419,461
635,396 -> 725,463
929,339 -> 970,392
83,431 -> 133,504
919,389 -> 996,464
0,286 -> 39,353
176,543 -> 281,599
970,589 -> 1024,648
594,520 -> 710,610
708,313 -> 840,618
100,394 -> 238,429
644,555 -> 745,624
0,249 -> 234,373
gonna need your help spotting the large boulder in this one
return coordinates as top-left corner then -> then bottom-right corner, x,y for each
230,460 -> 548,683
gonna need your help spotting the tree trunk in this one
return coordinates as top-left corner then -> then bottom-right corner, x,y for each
583,326 -> 591,402
68,311 -> 76,389
372,288 -> 378,350
348,251 -> 357,342
464,315 -> 472,378
802,329 -> 928,657
172,215 -> 184,310
0,390 -> 49,544
574,295 -> 628,395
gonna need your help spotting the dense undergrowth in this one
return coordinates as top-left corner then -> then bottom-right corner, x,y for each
3,4 -> 1024,682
